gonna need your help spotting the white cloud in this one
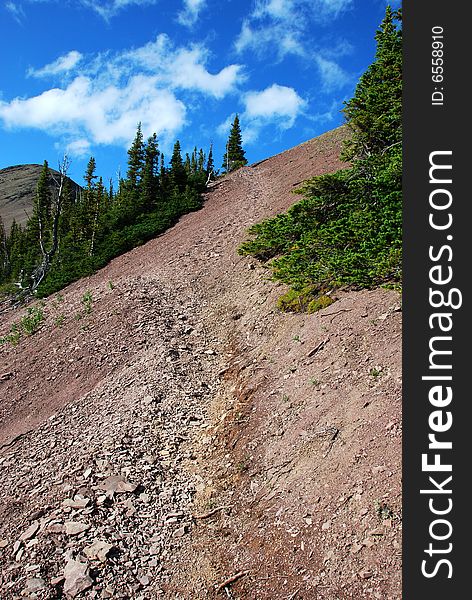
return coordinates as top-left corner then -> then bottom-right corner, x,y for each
253,0 -> 295,20
0,35 -> 244,153
16,0 -> 160,21
218,84 -> 305,146
235,21 -> 305,59
5,1 -> 25,23
177,0 -> 206,27
315,56 -> 351,91
80,0 -> 159,20
244,84 -> 305,128
123,35 -> 244,98
235,0 -> 353,59
0,75 -> 186,150
28,51 -> 83,78
65,138 -> 92,158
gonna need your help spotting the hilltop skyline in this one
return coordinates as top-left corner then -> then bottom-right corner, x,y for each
0,0 -> 399,183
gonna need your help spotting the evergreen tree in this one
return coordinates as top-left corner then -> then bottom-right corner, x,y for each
126,123 -> 145,191
84,156 -> 98,190
142,133 -> 160,211
206,143 -> 215,181
0,215 -> 9,280
197,149 -> 204,172
222,115 -> 247,172
342,6 -> 402,161
6,220 -> 24,282
239,6 -> 402,300
169,140 -> 187,192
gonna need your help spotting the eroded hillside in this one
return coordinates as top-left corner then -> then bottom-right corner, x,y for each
0,127 -> 401,599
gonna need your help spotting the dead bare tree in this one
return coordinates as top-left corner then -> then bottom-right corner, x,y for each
30,155 -> 71,291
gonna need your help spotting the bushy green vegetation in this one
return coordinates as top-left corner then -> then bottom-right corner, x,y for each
0,126 -> 216,298
0,305 -> 45,345
239,7 -> 402,311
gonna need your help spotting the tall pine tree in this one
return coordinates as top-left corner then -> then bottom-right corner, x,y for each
222,115 -> 247,173
169,140 -> 187,193
342,6 -> 402,161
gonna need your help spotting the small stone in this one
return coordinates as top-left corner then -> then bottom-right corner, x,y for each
63,559 -> 93,598
321,520 -> 331,531
138,575 -> 150,586
24,577 -> 47,593
324,550 -> 335,561
62,497 -> 90,509
46,523 -> 65,534
20,521 -> 40,541
359,569 -> 374,579
25,564 -> 41,572
173,525 -> 188,538
0,539 -> 8,548
84,540 -> 113,562
64,522 -> 90,536
350,543 -> 363,554
15,547 -> 25,561
372,465 -> 386,475
98,475 -> 138,495
368,528 -> 384,537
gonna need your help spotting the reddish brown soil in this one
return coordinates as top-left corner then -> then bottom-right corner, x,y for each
0,126 -> 401,599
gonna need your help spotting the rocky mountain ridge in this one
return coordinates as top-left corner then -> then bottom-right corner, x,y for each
0,164 -> 82,231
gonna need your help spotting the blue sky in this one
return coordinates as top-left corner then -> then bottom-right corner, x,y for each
0,0 -> 399,184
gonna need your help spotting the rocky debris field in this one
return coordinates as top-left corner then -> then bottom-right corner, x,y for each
0,127 -> 402,598
0,280 -> 223,598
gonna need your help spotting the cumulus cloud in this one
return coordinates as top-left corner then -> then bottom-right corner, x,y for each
235,0 -> 353,59
244,84 -> 305,128
28,51 -> 83,78
65,138 -> 92,158
218,84 -> 305,145
177,0 -> 206,27
123,35 -> 244,98
0,74 -> 186,151
0,36 -> 244,153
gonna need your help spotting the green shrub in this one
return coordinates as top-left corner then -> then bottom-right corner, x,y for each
20,306 -> 44,335
238,8 -> 402,311
308,295 -> 334,313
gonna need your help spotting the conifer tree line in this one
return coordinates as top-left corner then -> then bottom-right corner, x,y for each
0,120 -> 245,297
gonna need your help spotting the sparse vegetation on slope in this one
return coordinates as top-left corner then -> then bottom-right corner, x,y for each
239,7 -> 402,310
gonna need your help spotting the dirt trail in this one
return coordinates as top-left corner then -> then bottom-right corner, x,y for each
0,126 -> 401,599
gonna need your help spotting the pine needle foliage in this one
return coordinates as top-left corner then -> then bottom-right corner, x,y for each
222,115 -> 248,173
239,7 -> 402,311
